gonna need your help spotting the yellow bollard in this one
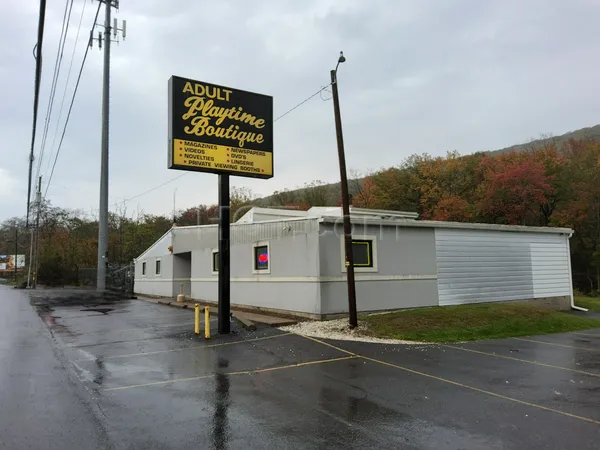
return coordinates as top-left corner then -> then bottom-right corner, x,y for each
204,306 -> 210,340
194,304 -> 200,335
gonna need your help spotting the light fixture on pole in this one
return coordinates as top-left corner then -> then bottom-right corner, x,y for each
330,51 -> 358,328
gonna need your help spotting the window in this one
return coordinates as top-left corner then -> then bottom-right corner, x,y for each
142,262 -> 146,276
252,241 -> 270,274
212,250 -> 219,274
340,235 -> 378,272
155,259 -> 161,275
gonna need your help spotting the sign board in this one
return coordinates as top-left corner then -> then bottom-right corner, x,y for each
0,255 -> 25,271
168,76 -> 273,179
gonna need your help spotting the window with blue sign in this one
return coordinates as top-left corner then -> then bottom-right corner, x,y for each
253,244 -> 269,271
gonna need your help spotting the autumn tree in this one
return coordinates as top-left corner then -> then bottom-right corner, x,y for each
368,155 -> 426,213
477,152 -> 555,225
352,177 -> 379,209
300,180 -> 330,207
552,139 -> 600,291
417,151 -> 484,221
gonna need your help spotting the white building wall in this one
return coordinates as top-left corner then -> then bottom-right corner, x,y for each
435,229 -> 571,306
530,235 -> 572,298
133,230 -> 174,297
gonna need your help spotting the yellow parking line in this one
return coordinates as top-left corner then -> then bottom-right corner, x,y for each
104,355 -> 356,391
298,334 -> 356,356
571,332 -> 600,338
74,322 -> 198,335
444,345 -> 600,378
297,334 -> 600,426
227,355 -> 357,376
514,337 -> 598,351
104,374 -> 214,391
75,332 -> 293,362
359,355 -> 600,426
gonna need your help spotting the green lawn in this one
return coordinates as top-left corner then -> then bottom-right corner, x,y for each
574,296 -> 600,312
362,302 -> 600,343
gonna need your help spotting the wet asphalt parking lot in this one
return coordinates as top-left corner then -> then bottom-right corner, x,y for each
7,287 -> 600,449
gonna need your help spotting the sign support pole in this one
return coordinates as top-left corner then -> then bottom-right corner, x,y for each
218,174 -> 231,334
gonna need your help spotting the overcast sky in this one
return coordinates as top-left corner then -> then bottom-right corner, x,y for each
1,0 -> 599,222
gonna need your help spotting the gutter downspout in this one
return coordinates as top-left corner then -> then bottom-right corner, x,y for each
567,231 -> 588,311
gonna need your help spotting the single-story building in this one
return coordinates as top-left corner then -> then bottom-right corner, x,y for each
133,206 -> 576,319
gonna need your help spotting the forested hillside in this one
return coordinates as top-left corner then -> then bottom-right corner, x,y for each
2,131 -> 600,293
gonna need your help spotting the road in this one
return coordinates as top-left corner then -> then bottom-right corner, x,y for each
0,285 -> 109,449
3,284 -> 600,449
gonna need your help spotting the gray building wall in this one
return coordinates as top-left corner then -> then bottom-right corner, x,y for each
133,213 -> 574,317
190,228 -> 322,315
318,222 -> 439,314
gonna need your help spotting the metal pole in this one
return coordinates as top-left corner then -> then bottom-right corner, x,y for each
27,220 -> 34,288
218,174 -> 231,334
26,0 -> 47,229
14,228 -> 18,283
32,177 -> 42,289
96,0 -> 112,293
205,306 -> 211,339
330,69 -> 358,328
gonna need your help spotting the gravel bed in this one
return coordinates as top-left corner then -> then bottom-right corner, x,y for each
279,317 -> 432,345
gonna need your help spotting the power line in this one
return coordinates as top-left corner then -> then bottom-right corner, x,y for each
273,83 -> 332,122
44,2 -> 102,198
108,83 -> 334,207
26,0 -> 47,227
35,0 -> 74,183
45,0 -> 88,183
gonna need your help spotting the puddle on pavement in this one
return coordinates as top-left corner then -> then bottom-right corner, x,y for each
80,308 -> 113,315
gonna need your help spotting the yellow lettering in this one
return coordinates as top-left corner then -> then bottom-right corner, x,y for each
205,86 -> 218,99
182,96 -> 205,120
194,83 -> 205,96
179,85 -> 268,147
238,111 -> 259,127
184,116 -> 210,136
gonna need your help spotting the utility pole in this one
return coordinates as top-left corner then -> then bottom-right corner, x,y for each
27,208 -> 34,288
330,52 -> 358,328
92,0 -> 125,293
27,177 -> 41,288
14,228 -> 18,283
32,177 -> 42,289
26,0 -> 47,229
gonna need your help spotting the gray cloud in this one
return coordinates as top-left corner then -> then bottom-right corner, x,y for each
1,0 -> 599,222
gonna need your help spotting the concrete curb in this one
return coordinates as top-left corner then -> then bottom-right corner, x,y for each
136,297 -> 296,327
233,314 -> 256,331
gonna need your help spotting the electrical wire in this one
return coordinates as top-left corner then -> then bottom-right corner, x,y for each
108,83 -> 334,209
44,2 -> 102,198
26,0 -> 47,227
273,83 -> 332,122
44,0 -> 87,184
35,0 -> 74,183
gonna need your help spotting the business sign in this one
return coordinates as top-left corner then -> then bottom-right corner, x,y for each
168,76 -> 273,179
0,255 -> 25,271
